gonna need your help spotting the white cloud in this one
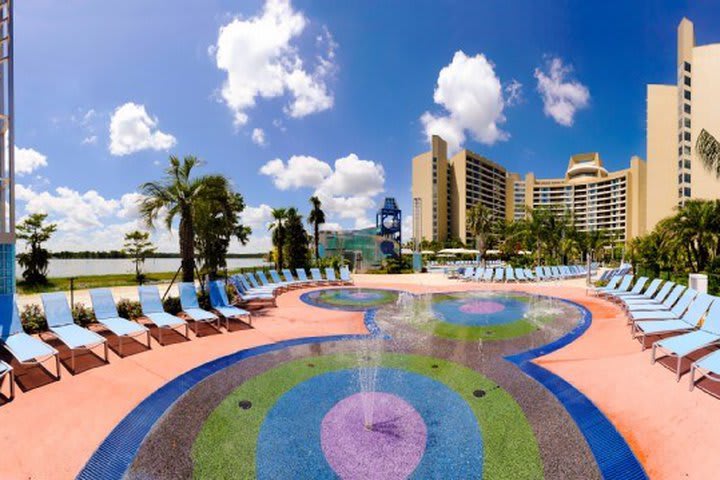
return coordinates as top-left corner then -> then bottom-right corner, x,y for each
212,0 -> 335,126
534,57 -> 590,126
402,214 -> 413,243
251,127 -> 267,146
240,203 -> 274,232
15,146 -> 48,175
316,154 -> 385,197
109,102 -> 177,156
505,79 -> 523,106
259,152 -> 385,229
259,155 -> 332,190
421,51 -> 509,154
82,135 -> 98,145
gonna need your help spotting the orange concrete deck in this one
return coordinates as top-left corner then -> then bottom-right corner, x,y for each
1,274 -> 719,479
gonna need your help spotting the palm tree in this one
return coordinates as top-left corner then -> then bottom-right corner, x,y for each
269,208 -> 288,269
582,229 -> 608,285
668,199 -> 718,271
523,207 -> 552,265
140,155 -> 212,282
696,129 -> 720,178
466,203 -> 494,264
308,196 -> 325,262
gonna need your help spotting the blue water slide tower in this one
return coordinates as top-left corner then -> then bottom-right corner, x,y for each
0,1 -> 14,319
376,197 -> 401,258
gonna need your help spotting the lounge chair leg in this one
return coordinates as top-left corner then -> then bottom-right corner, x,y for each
677,356 -> 682,382
10,369 -> 15,400
71,349 -> 75,373
651,344 -> 657,364
55,354 -> 61,379
159,327 -> 163,345
146,331 -> 152,349
185,324 -> 189,339
119,336 -> 123,357
104,342 -> 109,363
689,366 -> 696,391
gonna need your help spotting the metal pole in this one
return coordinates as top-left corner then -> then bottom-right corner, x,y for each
69,277 -> 76,306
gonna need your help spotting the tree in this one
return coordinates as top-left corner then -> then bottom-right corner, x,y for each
123,230 -> 156,283
308,196 -> 325,262
696,129 -> 720,178
269,208 -> 287,269
139,155 -> 216,282
284,208 -> 310,270
193,176 -> 250,279
667,199 -> 718,272
466,203 -> 494,263
581,229 -> 609,285
17,213 -> 57,285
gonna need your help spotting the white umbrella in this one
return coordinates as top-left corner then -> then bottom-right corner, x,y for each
421,250 -> 435,255
401,248 -> 413,255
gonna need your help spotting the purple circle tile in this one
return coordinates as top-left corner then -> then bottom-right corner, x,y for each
458,300 -> 506,315
321,392 -> 427,479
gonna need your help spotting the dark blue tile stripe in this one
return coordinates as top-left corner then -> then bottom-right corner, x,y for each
77,311 -> 382,480
505,298 -> 648,480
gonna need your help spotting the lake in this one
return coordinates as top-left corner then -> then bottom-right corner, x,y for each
14,257 -> 270,279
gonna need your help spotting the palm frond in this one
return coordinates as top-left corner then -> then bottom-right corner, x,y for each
696,129 -> 720,178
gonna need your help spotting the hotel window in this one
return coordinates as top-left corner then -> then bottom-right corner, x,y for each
684,131 -> 691,142
684,145 -> 691,155
684,103 -> 691,114
684,173 -> 691,183
684,61 -> 691,72
684,159 -> 691,169
684,118 -> 691,128
684,90 -> 691,101
684,76 -> 691,86
684,187 -> 691,197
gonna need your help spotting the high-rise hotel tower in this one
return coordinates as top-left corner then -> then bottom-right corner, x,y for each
646,18 -> 720,231
412,18 -> 720,245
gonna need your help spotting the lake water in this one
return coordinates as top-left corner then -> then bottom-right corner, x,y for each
14,257 -> 270,279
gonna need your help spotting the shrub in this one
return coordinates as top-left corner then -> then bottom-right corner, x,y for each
197,289 -> 211,310
72,302 -> 96,327
20,303 -> 47,333
117,298 -> 142,319
162,295 -> 182,315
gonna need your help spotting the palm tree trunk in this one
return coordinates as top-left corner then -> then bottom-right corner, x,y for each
179,209 -> 195,282
314,222 -> 320,261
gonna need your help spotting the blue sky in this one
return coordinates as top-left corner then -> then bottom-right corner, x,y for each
13,0 -> 720,252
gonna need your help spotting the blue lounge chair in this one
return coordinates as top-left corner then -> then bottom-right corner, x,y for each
209,280 -> 252,327
652,299 -> 720,381
256,271 -> 288,291
619,279 -> 662,303
325,268 -> 342,284
515,268 -> 527,282
505,267 -> 516,282
608,277 -> 648,300
481,268 -> 493,282
340,266 -> 353,285
89,288 -> 150,355
599,275 -> 634,297
246,273 -> 279,294
1,299 -> 60,379
690,349 -> 720,391
524,268 -> 535,281
632,293 -> 713,349
493,268 -> 504,282
461,267 -> 475,281
590,274 -> 623,296
238,275 -> 275,296
41,292 -> 108,372
310,268 -> 328,284
230,276 -> 276,304
625,284 -> 684,313
138,286 -> 189,344
178,283 -> 221,334
543,266 -> 553,279
630,288 -> 697,321
0,360 -> 13,400
550,266 -> 562,279
280,269 -> 305,286
623,281 -> 674,307
296,269 -> 313,284
534,267 -> 546,281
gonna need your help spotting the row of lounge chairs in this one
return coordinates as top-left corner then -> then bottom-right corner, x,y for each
0,267 -> 352,402
459,265 -> 589,283
594,273 -> 720,391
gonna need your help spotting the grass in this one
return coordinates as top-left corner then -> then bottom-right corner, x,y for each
16,268 -> 254,295
192,353 -> 542,480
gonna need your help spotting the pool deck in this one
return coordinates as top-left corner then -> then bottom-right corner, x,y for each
1,273 -> 719,479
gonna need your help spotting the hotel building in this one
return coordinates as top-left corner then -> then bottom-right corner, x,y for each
412,17 -> 720,246
646,17 -> 720,232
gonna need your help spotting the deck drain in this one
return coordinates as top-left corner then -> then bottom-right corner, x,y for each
238,400 -> 253,410
473,389 -> 486,398
431,364 -> 439,369
307,363 -> 315,368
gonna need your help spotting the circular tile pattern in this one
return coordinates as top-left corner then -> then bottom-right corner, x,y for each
301,288 -> 399,311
